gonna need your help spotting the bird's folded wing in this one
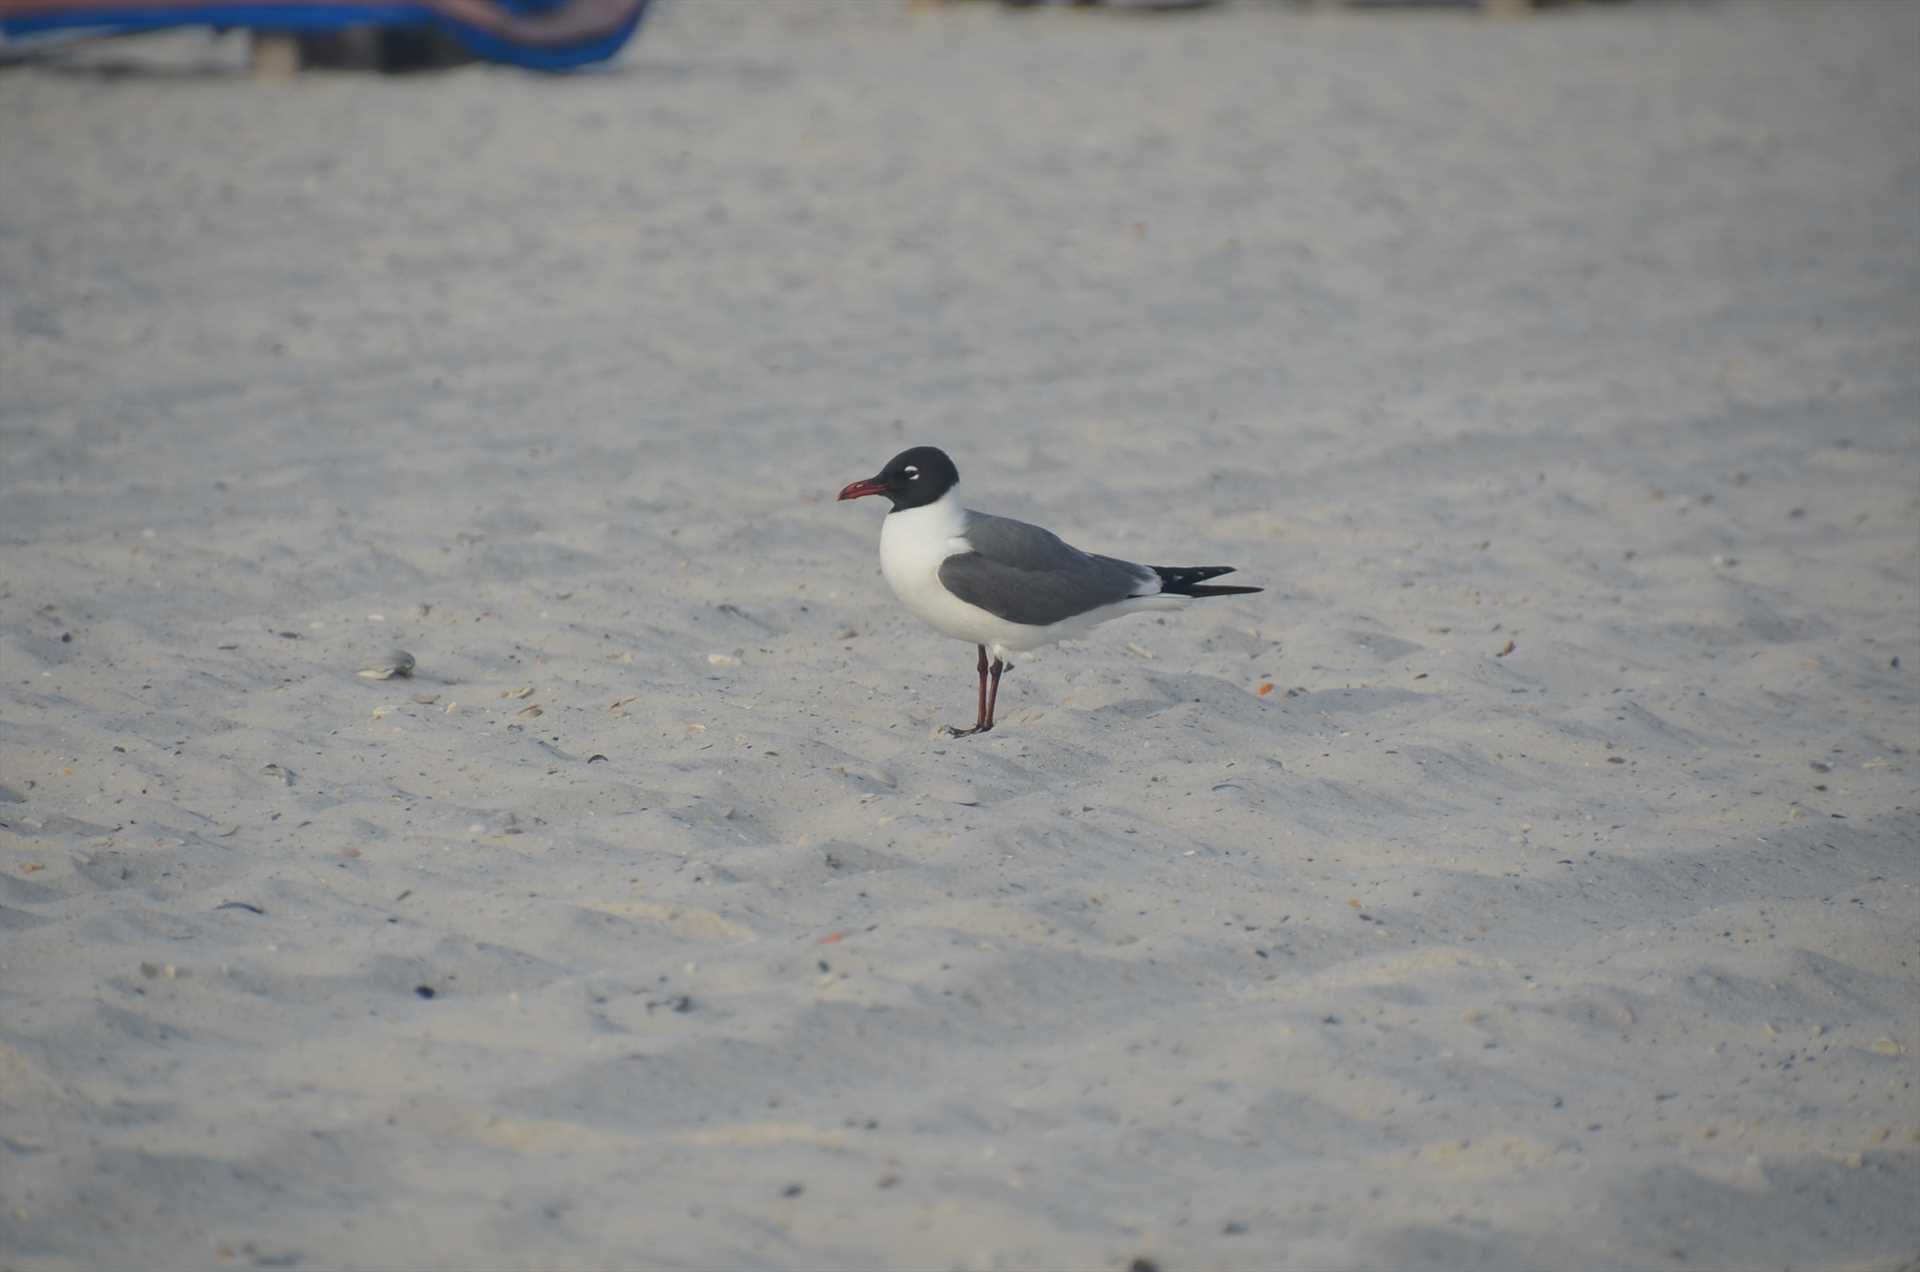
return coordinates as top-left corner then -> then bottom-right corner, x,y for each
940,512 -> 1156,626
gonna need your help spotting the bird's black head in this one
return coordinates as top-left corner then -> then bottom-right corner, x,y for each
836,446 -> 959,512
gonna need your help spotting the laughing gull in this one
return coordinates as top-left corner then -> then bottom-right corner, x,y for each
838,446 -> 1262,736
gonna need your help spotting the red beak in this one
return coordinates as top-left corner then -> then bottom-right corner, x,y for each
837,477 -> 891,501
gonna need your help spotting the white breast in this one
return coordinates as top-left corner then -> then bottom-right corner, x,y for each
878,494 -> 1023,651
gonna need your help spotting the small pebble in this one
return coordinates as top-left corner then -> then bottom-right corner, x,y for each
357,649 -> 415,681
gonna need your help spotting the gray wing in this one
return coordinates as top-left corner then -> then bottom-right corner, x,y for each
938,511 -> 1156,627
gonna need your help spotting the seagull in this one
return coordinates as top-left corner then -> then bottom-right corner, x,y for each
838,446 -> 1262,736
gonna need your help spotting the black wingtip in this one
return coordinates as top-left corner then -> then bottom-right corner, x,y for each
1151,565 -> 1262,598
1183,584 -> 1264,598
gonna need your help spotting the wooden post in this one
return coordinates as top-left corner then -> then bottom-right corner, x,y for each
250,33 -> 301,77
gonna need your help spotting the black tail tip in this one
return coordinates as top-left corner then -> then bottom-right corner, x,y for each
1152,565 -> 1262,598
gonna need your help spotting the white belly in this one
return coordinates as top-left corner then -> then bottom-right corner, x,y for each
879,500 -> 1016,650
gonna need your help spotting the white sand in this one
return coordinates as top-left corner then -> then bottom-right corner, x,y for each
2,2 -> 1916,1268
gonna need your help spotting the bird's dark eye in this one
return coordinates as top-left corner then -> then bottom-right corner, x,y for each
904,466 -> 919,479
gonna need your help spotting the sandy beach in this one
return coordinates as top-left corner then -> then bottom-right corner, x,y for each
2,2 -> 1917,1268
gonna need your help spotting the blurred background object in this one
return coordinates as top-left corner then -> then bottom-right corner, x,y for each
920,0 -> 1554,13
0,0 -> 1612,76
0,0 -> 654,71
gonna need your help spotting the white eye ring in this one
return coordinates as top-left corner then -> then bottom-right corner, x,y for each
903,466 -> 919,478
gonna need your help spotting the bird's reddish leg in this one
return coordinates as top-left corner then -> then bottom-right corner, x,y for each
949,645 -> 992,737
984,658 -> 1006,730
